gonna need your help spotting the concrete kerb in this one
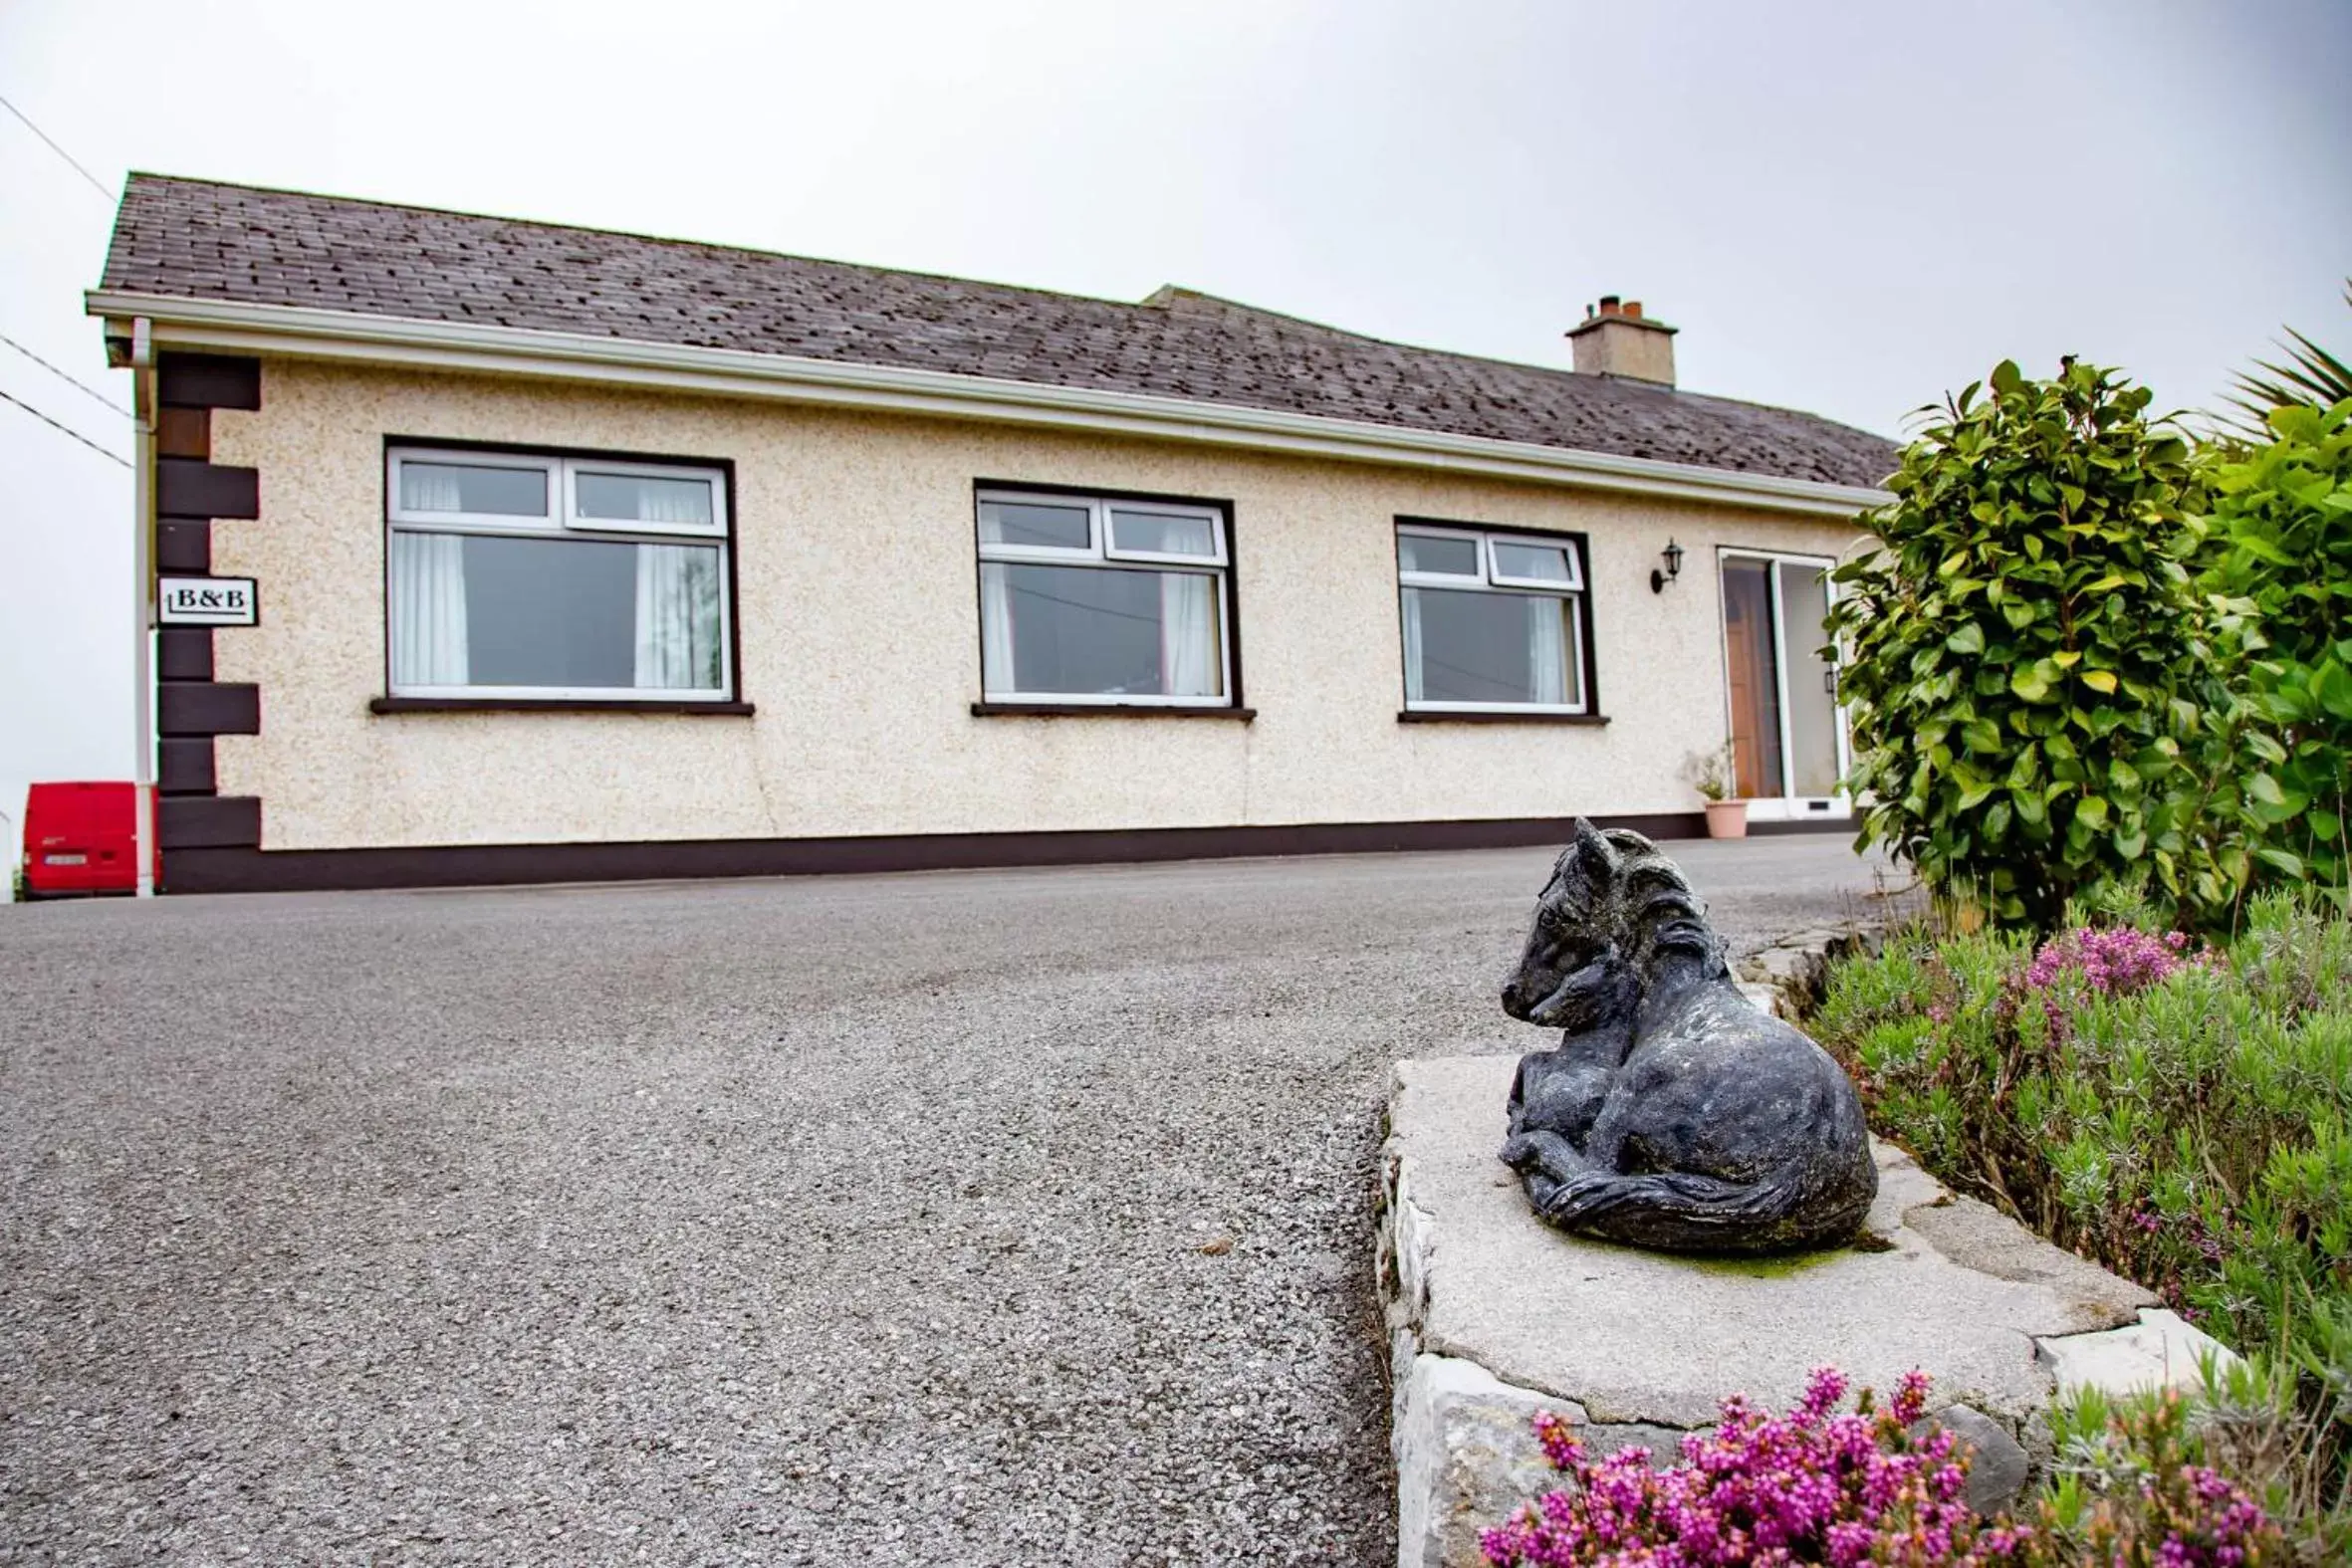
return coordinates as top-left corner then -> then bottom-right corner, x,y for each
1378,1055 -> 2238,1568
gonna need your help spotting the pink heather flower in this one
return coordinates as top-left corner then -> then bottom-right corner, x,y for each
1485,1370 -> 2286,1567
2022,926 -> 2205,1000
1481,1369 -> 2018,1568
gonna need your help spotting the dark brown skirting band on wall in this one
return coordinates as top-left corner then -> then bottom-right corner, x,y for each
150,811 -> 1802,894
1749,817 -> 1857,838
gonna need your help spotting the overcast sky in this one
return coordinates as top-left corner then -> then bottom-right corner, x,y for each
3,0 -> 2348,843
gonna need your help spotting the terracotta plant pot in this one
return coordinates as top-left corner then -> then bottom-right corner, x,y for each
1704,799 -> 1749,839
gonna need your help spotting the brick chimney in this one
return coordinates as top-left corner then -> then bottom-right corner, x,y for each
1566,295 -> 1678,387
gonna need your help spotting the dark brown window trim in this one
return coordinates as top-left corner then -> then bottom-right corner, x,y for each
369,697 -> 756,717
971,701 -> 1256,721
1397,710 -> 1610,726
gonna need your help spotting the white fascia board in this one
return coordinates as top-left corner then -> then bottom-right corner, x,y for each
89,292 -> 1890,520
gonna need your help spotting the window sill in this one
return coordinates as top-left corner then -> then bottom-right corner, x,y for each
1397,710 -> 1610,726
972,702 -> 1256,721
370,697 -> 756,716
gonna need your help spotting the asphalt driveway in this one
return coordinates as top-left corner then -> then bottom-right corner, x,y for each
0,836 -> 1896,1566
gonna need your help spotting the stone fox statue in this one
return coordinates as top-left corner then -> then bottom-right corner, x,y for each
1497,819 -> 1877,1254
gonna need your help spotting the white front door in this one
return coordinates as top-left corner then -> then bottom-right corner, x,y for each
1719,551 -> 1850,822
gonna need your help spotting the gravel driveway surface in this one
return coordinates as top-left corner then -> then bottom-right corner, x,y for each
1,837 -> 1895,1565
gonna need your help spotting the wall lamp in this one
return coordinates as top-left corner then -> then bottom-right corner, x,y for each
1651,539 -> 1685,593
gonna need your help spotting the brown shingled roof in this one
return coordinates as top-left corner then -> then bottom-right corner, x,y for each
98,174 -> 1897,489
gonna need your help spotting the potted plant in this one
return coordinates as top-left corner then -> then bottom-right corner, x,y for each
1685,743 -> 1747,839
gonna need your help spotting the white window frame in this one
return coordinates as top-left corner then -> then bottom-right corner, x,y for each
1485,534 -> 1585,592
386,449 -> 563,533
976,488 -> 1236,709
388,449 -> 727,540
1397,522 -> 1591,716
563,457 -> 728,539
385,445 -> 736,704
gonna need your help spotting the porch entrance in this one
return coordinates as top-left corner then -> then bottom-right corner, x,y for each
1719,551 -> 1849,821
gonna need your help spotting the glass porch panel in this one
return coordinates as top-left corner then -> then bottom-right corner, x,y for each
1721,558 -> 1784,797
1778,562 -> 1842,797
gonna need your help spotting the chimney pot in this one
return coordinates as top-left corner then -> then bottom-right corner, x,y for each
1565,296 -> 1677,387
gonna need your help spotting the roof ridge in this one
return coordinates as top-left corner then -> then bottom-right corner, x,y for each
1139,285 -> 1388,340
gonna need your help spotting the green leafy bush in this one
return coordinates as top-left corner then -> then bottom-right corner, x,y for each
2196,398 -> 2352,900
1827,360 -> 2211,929
1813,896 -> 2352,1530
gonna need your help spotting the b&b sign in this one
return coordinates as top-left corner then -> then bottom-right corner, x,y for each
158,576 -> 259,627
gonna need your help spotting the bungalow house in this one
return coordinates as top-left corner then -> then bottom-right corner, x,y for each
88,175 -> 1896,893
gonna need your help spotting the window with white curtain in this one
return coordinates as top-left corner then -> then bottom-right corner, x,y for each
384,447 -> 733,702
974,489 -> 1234,707
1396,521 -> 1589,713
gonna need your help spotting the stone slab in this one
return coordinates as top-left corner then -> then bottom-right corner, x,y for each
1390,1343 -> 1565,1568
2037,1307 -> 2238,1399
1382,1055 -> 2158,1432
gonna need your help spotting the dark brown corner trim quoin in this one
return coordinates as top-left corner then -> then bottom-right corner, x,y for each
158,352 -> 262,411
156,811 -> 1712,894
149,352 -> 263,865
159,796 -> 262,850
156,457 -> 259,519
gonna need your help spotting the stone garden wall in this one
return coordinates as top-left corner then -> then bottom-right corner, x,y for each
1379,1054 -> 2235,1568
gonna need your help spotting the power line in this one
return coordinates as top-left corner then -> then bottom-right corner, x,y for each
0,91 -> 114,202
0,386 -> 129,468
0,331 -> 130,417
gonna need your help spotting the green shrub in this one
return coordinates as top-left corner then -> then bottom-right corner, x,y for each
1827,359 -> 2215,929
1814,895 -> 2352,1526
2195,398 -> 2352,903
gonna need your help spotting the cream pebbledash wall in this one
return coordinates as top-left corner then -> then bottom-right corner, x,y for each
204,358 -> 1864,852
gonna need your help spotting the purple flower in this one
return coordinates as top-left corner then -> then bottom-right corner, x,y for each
2021,926 -> 2206,1001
